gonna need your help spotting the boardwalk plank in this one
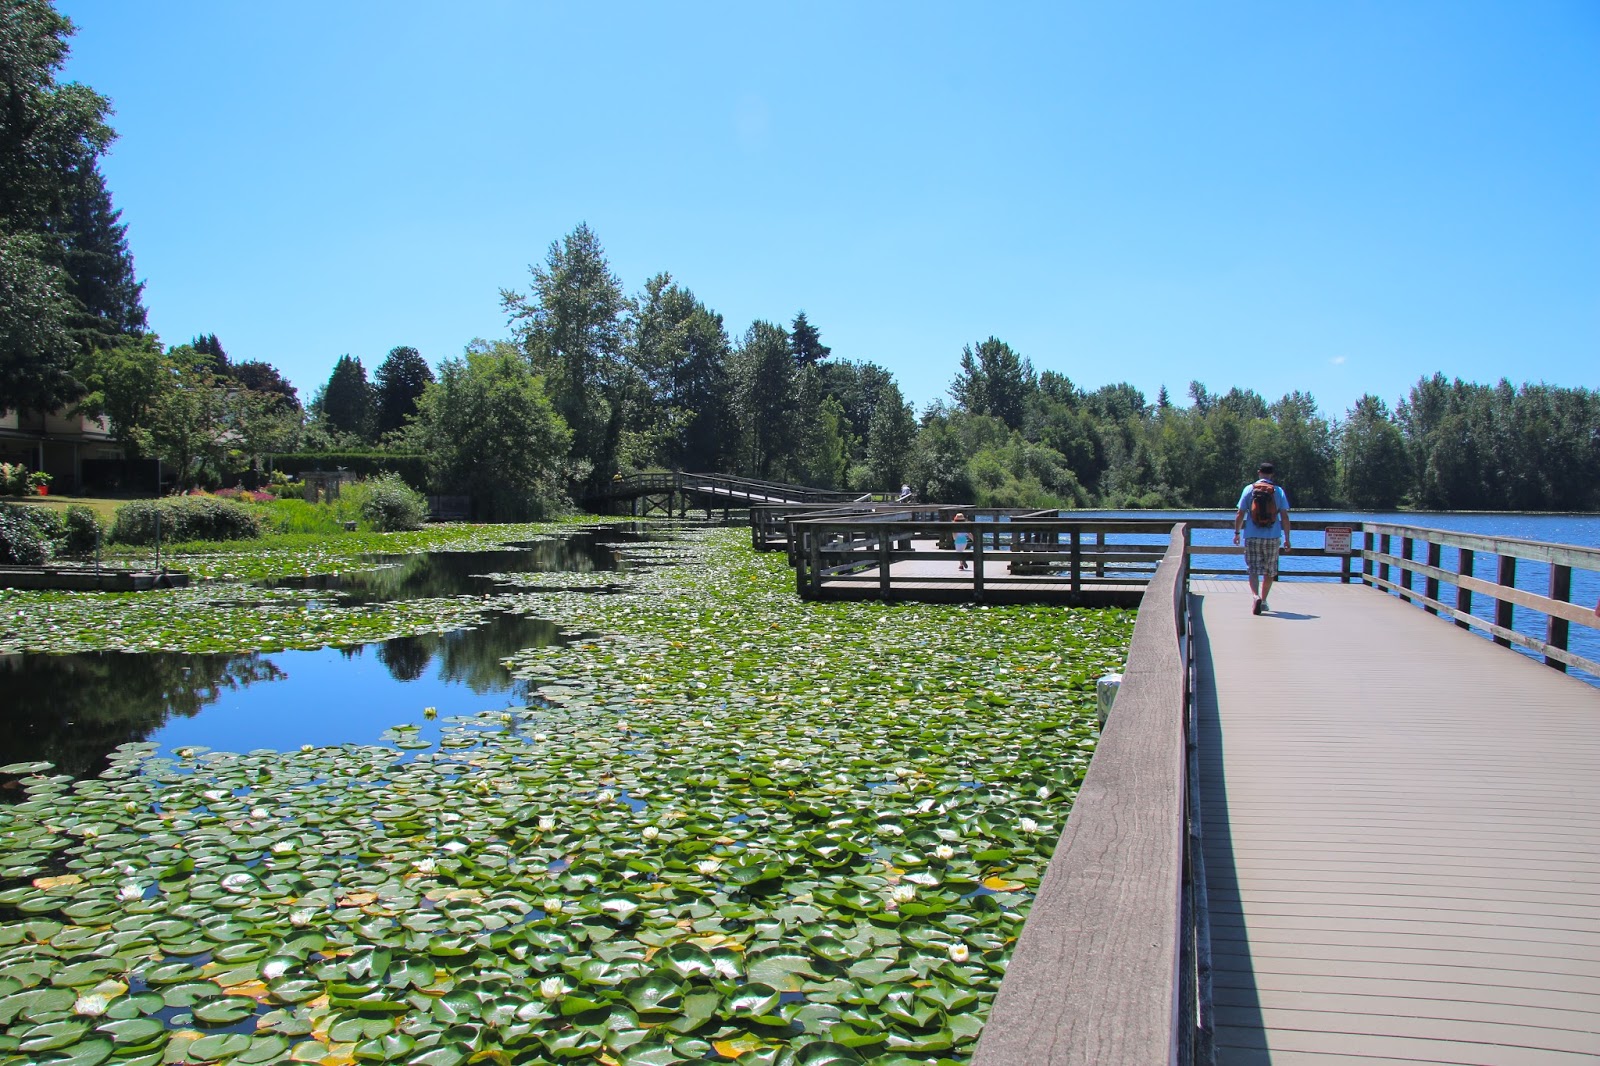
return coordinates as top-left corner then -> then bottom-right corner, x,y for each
1196,582 -> 1600,1063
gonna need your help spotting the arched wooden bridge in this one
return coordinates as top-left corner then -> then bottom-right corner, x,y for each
759,507 -> 1600,1064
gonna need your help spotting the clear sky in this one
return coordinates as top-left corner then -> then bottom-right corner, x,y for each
56,1 -> 1599,418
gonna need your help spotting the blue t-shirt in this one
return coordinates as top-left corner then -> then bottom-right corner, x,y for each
1237,481 -> 1290,539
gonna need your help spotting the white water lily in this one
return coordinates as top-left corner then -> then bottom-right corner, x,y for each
948,943 -> 971,963
542,898 -> 564,915
891,884 -> 917,903
533,732 -> 548,742
289,909 -> 314,927
116,883 -> 143,902
539,977 -> 568,1000
641,826 -> 660,842
423,706 -> 437,718
250,807 -> 270,820
696,859 -> 722,876
934,844 -> 955,861
299,744 -> 313,752
413,857 -> 437,874
537,816 -> 556,832
595,790 -> 615,805
73,994 -> 108,1017
1020,817 -> 1040,834
271,840 -> 294,854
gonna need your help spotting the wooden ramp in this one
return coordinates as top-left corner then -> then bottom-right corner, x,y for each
1193,580 -> 1600,1064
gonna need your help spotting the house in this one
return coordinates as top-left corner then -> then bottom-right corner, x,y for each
0,408 -> 138,492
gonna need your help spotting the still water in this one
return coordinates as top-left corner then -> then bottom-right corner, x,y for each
0,529 -> 638,783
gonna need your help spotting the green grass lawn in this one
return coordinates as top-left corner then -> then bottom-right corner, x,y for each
3,493 -> 130,523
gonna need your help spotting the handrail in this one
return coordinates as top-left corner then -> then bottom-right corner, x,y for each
1356,522 -> 1600,676
974,525 -> 1202,1064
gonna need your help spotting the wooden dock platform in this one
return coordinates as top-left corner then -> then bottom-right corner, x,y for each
1193,579 -> 1600,1063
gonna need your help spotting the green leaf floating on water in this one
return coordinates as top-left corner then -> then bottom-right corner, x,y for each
0,525 -> 1129,1061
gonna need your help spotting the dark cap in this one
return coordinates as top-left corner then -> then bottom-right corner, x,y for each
1257,462 -> 1275,475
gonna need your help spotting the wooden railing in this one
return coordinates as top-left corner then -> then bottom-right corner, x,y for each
591,471 -> 903,508
973,525 -> 1207,1064
1358,522 -> 1600,676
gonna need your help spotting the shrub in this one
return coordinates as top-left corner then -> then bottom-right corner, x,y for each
349,473 -> 428,532
0,503 -> 63,564
1,463 -> 30,496
62,505 -> 103,557
111,496 -> 264,545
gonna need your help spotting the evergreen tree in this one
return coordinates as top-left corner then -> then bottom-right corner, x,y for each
0,232 -> 79,412
1337,394 -> 1408,509
56,164 -> 146,350
950,337 -> 1034,430
313,355 -> 375,443
731,321 -> 796,479
374,345 -> 434,436
190,333 -> 228,374
789,311 -> 831,368
865,384 -> 916,489
228,360 -> 300,409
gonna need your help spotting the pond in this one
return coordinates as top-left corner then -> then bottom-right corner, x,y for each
0,523 -> 1133,1064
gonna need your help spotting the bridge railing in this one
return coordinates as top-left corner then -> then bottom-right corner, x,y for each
1358,522 -> 1600,677
594,470 -> 902,507
973,525 -> 1207,1064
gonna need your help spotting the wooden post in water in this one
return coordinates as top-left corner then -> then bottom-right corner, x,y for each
1546,564 -> 1572,672
1494,554 -> 1516,648
1455,548 -> 1475,629
1424,540 -> 1441,615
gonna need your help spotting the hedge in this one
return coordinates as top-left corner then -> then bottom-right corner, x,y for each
111,497 -> 263,545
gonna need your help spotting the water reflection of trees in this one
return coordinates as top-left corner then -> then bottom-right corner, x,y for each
0,652 -> 284,786
318,539 -> 620,603
370,613 -> 562,694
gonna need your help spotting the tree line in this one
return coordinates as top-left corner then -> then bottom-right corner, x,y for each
4,5 -> 1596,516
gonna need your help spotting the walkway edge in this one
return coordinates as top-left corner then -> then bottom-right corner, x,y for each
974,526 -> 1193,1066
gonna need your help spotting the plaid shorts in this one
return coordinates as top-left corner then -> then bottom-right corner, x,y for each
1243,537 -> 1280,581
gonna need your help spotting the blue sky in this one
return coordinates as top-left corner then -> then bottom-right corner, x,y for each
57,1 -> 1599,418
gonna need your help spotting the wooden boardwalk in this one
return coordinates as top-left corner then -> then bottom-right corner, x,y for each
1193,579 -> 1600,1064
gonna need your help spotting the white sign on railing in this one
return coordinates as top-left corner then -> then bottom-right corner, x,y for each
1324,526 -> 1353,555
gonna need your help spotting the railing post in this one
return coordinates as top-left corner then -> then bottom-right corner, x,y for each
1455,548 -> 1474,629
1424,540 -> 1441,615
1095,531 -> 1105,577
808,528 -> 822,599
1546,564 -> 1572,672
1400,536 -> 1414,599
1070,529 -> 1082,594
879,528 -> 892,596
1363,529 -> 1374,583
1379,533 -> 1391,586
1494,554 -> 1516,648
972,529 -> 985,602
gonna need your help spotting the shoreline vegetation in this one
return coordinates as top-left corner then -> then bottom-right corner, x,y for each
0,524 -> 1132,1063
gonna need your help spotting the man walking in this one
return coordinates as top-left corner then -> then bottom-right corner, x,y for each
1233,462 -> 1291,615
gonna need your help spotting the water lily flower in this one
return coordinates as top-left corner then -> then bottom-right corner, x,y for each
542,898 -> 565,915
271,840 -> 294,854
539,977 -> 568,1000
934,844 -> 955,861
534,733 -> 548,743
499,712 -> 514,724
116,883 -> 143,902
299,744 -> 313,753
423,706 -> 437,719
948,943 -> 971,963
250,807 -> 270,820
696,859 -> 722,876
73,994 -> 108,1017
595,790 -> 615,805
891,884 -> 917,903
537,816 -> 556,832
124,801 -> 140,813
289,909 -> 314,927
1020,817 -> 1040,834
413,857 -> 438,874
641,826 -> 660,842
